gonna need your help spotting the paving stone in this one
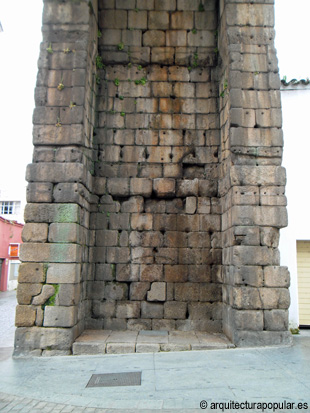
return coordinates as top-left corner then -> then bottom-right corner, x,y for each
160,343 -> 191,352
106,343 -> 136,353
135,343 -> 161,352
106,331 -> 138,343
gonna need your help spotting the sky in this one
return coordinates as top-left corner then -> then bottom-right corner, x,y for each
0,0 -> 309,196
0,1 -> 43,195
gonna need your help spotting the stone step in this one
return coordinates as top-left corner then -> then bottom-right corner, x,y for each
72,330 -> 235,355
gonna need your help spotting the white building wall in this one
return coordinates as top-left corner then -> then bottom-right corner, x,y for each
280,85 -> 310,328
0,187 -> 26,224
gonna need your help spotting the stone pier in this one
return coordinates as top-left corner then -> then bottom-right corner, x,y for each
14,0 -> 291,356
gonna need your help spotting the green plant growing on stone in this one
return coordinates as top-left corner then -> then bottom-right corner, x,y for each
114,78 -> 120,86
128,62 -> 132,68
57,76 -> 65,91
193,53 -> 198,68
69,101 -> 76,109
119,95 -> 124,100
63,48 -> 71,54
120,112 -> 125,117
111,264 -> 116,279
45,285 -> 59,306
135,77 -> 147,85
56,118 -> 62,127
135,7 -> 139,12
198,2 -> 204,11
43,263 -> 49,282
220,79 -> 228,97
290,327 -> 300,335
192,28 -> 197,34
95,75 -> 101,85
188,66 -> 192,72
97,30 -> 102,38
96,55 -> 104,69
138,65 -> 142,70
46,43 -> 53,54
117,42 -> 124,51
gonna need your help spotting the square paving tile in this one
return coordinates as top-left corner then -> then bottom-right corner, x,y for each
137,330 -> 168,343
106,331 -> 138,343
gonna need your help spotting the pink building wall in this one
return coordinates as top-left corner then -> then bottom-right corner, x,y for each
0,217 -> 23,291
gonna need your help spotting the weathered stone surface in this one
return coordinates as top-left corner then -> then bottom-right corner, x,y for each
42,349 -> 72,357
164,302 -> 187,319
264,266 -> 290,288
116,302 -> 140,318
147,282 -> 166,301
232,331 -> 292,348
14,327 -> 77,354
43,306 -> 78,327
141,302 -> 164,318
130,282 -> 151,300
153,178 -> 176,197
22,224 -> 48,243
259,288 -> 290,310
15,306 -> 37,327
24,204 -> 80,224
106,343 -> 136,354
18,263 -> 46,284
230,206 -> 288,229
232,287 -> 262,310
46,264 -> 81,284
48,223 -> 81,243
20,243 -> 82,263
260,227 -> 280,247
17,284 -> 42,305
26,183 -> 53,203
58,284 -> 80,306
230,166 -> 286,187
32,285 -> 56,305
223,265 -> 263,288
136,343 -> 160,353
264,309 -> 288,331
233,309 -> 264,331
225,246 -> 280,266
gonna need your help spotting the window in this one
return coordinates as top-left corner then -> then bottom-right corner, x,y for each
9,244 -> 20,258
0,201 -> 21,215
9,261 -> 20,281
7,260 -> 20,291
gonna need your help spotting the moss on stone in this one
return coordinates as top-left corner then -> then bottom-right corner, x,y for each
45,284 -> 60,306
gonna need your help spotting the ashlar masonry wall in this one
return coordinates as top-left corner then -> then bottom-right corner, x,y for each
87,0 -> 222,332
14,0 -> 291,356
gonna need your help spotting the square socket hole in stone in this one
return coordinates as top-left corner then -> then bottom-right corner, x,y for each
86,372 -> 142,388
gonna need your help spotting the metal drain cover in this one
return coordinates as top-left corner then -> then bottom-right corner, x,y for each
86,372 -> 142,388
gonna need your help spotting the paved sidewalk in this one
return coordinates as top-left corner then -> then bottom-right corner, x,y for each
73,329 -> 233,355
1,291 -> 310,412
0,335 -> 310,412
0,291 -> 16,348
